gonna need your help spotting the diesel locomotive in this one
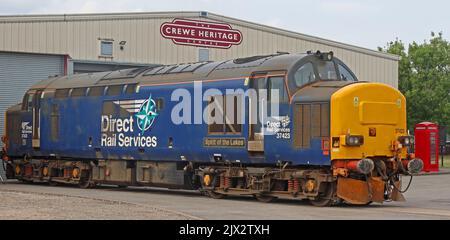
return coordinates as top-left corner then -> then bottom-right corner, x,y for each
1,51 -> 423,206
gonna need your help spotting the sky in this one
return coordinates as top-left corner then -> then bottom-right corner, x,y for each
0,0 -> 449,51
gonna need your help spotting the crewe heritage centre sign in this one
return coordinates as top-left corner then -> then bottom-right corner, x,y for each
160,19 -> 243,49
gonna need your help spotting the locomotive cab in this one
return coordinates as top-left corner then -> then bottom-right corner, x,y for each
330,82 -> 422,204
283,51 -> 422,204
4,89 -> 43,155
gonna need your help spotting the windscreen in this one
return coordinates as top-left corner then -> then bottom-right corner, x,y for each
316,61 -> 337,80
290,57 -> 358,94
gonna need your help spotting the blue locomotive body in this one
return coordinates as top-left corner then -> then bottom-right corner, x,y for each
9,77 -> 329,166
8,51 -> 414,206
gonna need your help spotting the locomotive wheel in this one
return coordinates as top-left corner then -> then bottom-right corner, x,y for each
78,179 -> 91,189
207,190 -> 226,199
19,178 -> 33,184
255,194 -> 277,203
309,182 -> 336,207
78,170 -> 95,189
199,174 -> 226,199
48,180 -> 59,186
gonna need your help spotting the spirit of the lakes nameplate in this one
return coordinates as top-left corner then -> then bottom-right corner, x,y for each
203,138 -> 246,147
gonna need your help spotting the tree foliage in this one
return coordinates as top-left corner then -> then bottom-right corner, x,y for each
379,32 -> 450,133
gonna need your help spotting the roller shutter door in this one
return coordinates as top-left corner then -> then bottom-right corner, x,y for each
0,52 -> 64,180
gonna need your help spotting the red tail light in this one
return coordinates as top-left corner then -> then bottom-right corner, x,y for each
3,111 -> 8,150
2,135 -> 8,159
1,135 -> 7,151
322,138 -> 330,155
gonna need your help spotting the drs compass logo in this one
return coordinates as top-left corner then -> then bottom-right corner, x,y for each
135,95 -> 158,134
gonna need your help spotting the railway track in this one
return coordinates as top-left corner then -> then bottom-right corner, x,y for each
1,174 -> 450,219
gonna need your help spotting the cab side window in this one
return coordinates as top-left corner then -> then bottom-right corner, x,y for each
268,76 -> 288,103
294,63 -> 315,87
338,64 -> 356,81
22,93 -> 34,111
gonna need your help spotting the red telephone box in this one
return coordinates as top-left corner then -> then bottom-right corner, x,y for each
414,122 -> 439,172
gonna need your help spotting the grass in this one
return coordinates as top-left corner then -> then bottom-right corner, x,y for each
444,155 -> 450,168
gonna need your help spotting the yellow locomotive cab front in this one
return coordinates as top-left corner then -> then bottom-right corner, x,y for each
330,82 -> 423,204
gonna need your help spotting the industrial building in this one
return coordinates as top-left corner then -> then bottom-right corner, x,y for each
0,12 -> 400,180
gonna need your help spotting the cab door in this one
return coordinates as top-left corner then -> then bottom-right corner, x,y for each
262,73 -> 290,163
32,90 -> 43,148
14,90 -> 35,153
247,73 -> 267,152
247,71 -> 289,158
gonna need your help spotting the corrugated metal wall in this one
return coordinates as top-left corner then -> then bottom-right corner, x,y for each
0,12 -> 399,88
0,52 -> 64,141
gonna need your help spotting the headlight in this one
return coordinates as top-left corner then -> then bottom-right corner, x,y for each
404,138 -> 410,145
345,135 -> 364,146
398,136 -> 414,146
314,51 -> 334,61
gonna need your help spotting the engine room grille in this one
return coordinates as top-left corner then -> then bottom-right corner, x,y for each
7,112 -> 21,145
293,102 -> 329,148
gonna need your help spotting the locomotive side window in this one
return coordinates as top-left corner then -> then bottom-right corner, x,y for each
207,96 -> 224,134
88,86 -> 105,97
294,63 -> 315,87
106,85 -> 124,96
225,95 -> 243,134
125,84 -> 137,94
27,93 -> 34,111
54,89 -> 70,99
317,61 -> 337,80
338,64 -> 356,81
22,93 -> 34,111
207,95 -> 243,135
268,76 -> 288,103
71,87 -> 87,97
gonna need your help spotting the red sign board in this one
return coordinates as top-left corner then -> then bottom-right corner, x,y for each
160,19 -> 243,49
